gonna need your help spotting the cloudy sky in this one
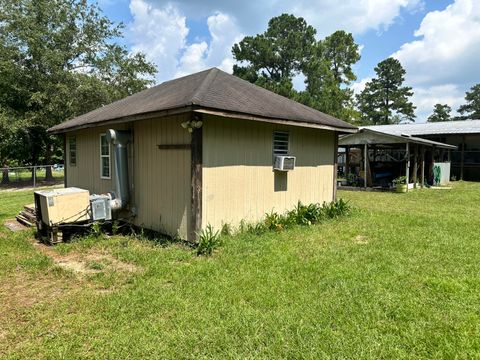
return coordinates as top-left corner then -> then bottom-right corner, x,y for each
98,0 -> 480,122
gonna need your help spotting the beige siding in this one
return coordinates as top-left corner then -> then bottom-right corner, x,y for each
65,116 -> 192,240
133,115 -> 191,239
202,115 -> 335,229
65,125 -> 123,195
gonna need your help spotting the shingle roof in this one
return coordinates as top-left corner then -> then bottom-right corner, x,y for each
49,68 -> 357,133
364,120 -> 480,136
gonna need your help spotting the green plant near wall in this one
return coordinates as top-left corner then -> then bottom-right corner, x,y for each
196,225 -> 222,256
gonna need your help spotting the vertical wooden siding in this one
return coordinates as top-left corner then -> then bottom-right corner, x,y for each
133,115 -> 191,239
202,115 -> 335,230
65,125 -> 120,195
65,116 -> 192,240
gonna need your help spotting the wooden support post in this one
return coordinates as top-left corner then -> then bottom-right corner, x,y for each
345,146 -> 350,182
460,135 -> 465,180
190,113 -> 203,242
364,144 -> 368,189
413,144 -> 418,188
421,146 -> 425,189
63,134 -> 67,188
405,142 -> 410,192
333,132 -> 338,202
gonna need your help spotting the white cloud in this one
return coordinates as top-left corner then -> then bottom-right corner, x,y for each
129,0 -> 188,82
393,0 -> 480,87
129,1 -> 242,83
176,12 -> 243,78
351,77 -> 372,95
143,0 -> 422,38
391,0 -> 480,121
291,0 -> 423,37
412,84 -> 464,122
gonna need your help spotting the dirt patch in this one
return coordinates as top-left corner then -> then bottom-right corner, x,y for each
31,240 -> 140,275
354,235 -> 369,245
4,219 -> 28,232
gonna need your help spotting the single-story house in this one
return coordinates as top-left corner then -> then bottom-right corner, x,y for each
339,128 -> 456,189
365,120 -> 480,181
49,68 -> 356,241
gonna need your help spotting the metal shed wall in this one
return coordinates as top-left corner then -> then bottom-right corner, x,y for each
202,115 -> 335,230
132,114 -> 191,239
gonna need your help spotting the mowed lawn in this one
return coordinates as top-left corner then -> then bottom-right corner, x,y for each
1,183 -> 480,359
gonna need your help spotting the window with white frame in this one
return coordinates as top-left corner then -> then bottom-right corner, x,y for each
69,136 -> 76,166
273,131 -> 289,156
100,134 -> 111,179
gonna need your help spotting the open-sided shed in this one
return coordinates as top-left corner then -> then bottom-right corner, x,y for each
49,68 -> 356,241
339,128 -> 456,190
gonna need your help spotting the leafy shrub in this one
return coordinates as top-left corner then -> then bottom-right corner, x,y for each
196,225 -> 222,256
321,198 -> 351,219
264,211 -> 285,231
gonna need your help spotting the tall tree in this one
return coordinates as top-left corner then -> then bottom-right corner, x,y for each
357,58 -> 415,125
457,84 -> 480,120
0,0 -> 156,178
232,14 -> 316,97
302,31 -> 360,122
427,104 -> 452,122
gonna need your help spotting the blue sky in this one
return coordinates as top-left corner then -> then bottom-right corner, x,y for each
97,0 -> 480,122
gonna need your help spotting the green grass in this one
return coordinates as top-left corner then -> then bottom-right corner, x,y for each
1,183 -> 480,358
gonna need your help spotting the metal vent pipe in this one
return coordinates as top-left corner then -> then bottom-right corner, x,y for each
106,129 -> 131,211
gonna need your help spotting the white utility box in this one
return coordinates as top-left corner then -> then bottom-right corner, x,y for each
34,187 -> 90,225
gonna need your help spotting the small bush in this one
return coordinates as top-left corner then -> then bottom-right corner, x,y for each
321,198 -> 351,219
196,225 -> 222,256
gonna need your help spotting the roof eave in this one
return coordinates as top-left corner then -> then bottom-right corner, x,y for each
49,105 -> 358,135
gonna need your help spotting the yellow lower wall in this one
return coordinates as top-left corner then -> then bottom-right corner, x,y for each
202,115 -> 335,230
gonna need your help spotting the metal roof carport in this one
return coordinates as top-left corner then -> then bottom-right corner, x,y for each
339,128 -> 457,191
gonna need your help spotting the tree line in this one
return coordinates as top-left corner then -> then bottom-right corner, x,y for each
231,14 -> 480,125
0,0 -> 156,183
1,6 -> 479,184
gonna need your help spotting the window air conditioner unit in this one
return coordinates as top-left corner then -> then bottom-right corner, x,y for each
274,156 -> 296,171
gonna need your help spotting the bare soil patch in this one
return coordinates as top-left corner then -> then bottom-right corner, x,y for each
31,240 -> 140,275
4,219 -> 28,232
354,235 -> 369,244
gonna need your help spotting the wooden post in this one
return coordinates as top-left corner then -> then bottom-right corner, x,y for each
345,146 -> 350,181
413,144 -> 418,188
63,134 -> 67,188
405,142 -> 410,192
364,144 -> 368,189
190,113 -> 203,242
420,146 -> 425,189
333,132 -> 338,202
460,135 -> 465,180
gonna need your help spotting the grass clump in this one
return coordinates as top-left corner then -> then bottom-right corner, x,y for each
265,198 -> 352,231
196,224 -> 222,256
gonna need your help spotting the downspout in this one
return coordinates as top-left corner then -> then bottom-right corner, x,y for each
106,129 -> 131,211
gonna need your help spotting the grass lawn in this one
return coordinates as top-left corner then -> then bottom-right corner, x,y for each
1,182 -> 480,358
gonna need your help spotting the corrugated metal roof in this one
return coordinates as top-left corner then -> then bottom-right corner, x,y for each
49,68 -> 357,133
364,120 -> 480,136
339,128 -> 457,149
